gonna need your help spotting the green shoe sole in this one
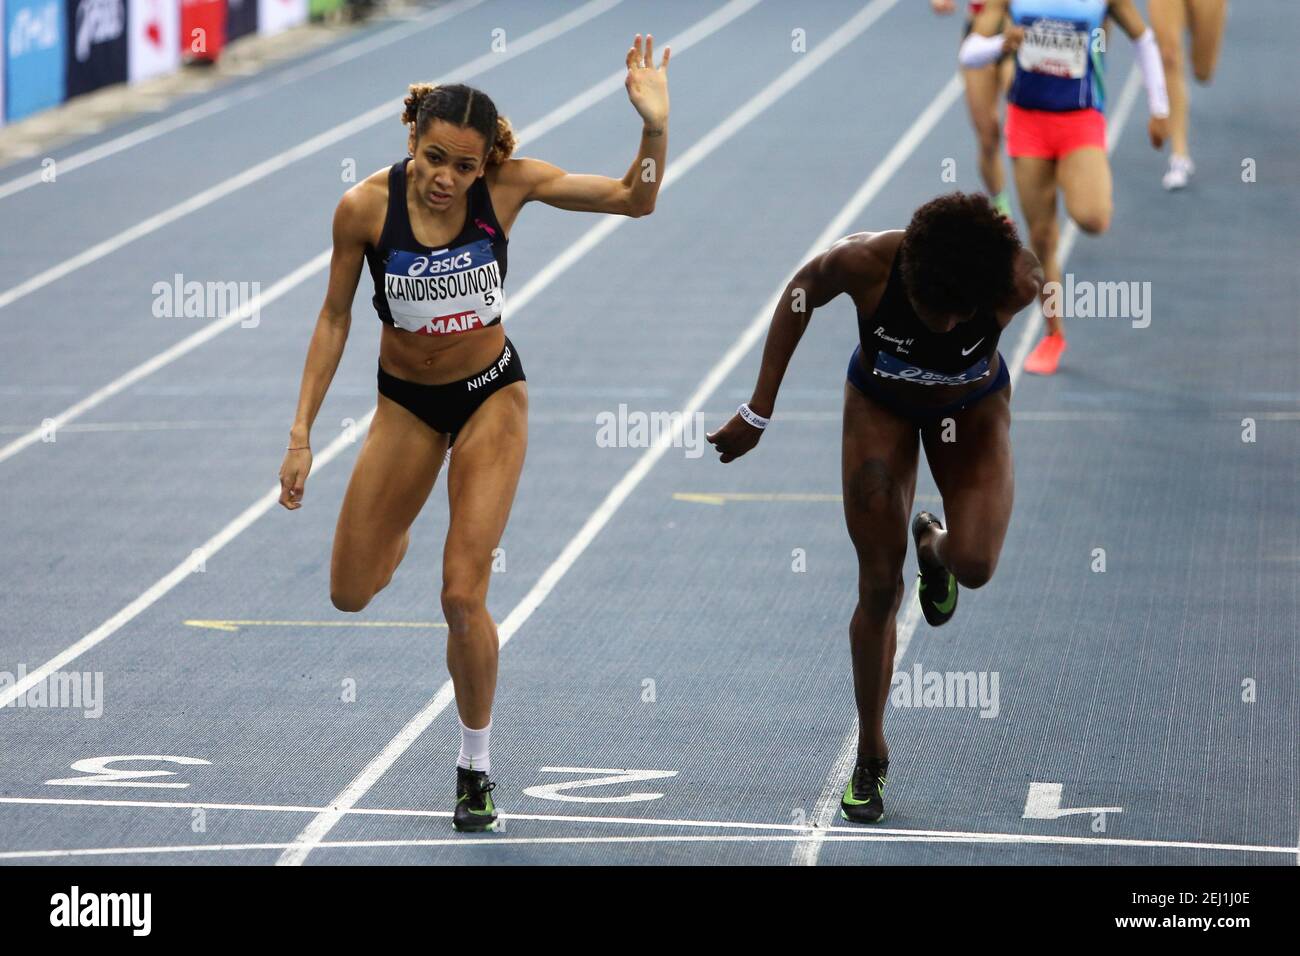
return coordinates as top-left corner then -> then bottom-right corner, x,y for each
452,817 -> 500,833
840,808 -> 885,825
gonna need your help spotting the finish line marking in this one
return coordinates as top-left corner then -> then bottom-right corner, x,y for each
0,796 -> 1288,859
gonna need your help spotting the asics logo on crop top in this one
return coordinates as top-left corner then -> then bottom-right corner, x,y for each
872,351 -> 991,387
406,250 -> 475,276
383,238 -> 504,336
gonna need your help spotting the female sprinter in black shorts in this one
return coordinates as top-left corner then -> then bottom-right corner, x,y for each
708,194 -> 1042,824
278,36 -> 670,832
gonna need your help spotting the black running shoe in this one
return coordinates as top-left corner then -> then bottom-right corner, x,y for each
912,511 -> 958,627
452,766 -> 498,832
840,756 -> 889,824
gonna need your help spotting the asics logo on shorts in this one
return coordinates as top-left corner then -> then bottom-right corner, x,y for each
872,351 -> 991,387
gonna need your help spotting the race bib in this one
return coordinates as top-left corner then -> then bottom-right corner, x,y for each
872,351 -> 991,387
383,238 -> 504,336
1017,17 -> 1089,79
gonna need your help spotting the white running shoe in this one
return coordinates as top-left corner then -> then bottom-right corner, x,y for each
1162,154 -> 1195,191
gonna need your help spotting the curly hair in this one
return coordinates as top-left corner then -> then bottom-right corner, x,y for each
899,192 -> 1022,317
401,82 -> 516,166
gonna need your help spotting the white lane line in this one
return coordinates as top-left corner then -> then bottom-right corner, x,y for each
277,0 -> 909,868
0,253 -> 330,465
507,0 -> 907,313
3,796 -> 1287,860
1004,69 -> 1144,389
23,409 -> 1266,429
0,420 -> 278,434
0,0 -> 764,709
791,68 -> 1146,868
0,0 -> 488,202
0,0 -> 780,713
0,0 -> 621,314
1,831 -> 1292,861
0,795 -> 829,831
0,0 -> 759,466
789,601 -> 921,867
0,408 -> 370,713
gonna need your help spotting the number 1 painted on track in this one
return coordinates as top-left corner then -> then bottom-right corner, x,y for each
1023,782 -> 1123,819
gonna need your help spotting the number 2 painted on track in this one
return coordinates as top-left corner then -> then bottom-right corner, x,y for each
523,767 -> 677,803
45,755 -> 211,789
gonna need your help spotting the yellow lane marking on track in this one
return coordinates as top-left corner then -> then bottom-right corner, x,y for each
673,492 -> 942,506
183,620 -> 447,633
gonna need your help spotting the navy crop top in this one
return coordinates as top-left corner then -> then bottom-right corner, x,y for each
364,158 -> 508,336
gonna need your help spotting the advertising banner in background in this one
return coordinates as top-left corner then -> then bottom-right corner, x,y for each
64,0 -> 127,98
1,0 -> 7,126
308,0 -> 341,20
256,0 -> 303,38
127,0 -> 178,82
224,0 -> 252,42
6,0 -> 65,120
179,0 -> 224,61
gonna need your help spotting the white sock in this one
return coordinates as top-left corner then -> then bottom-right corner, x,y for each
457,719 -> 491,774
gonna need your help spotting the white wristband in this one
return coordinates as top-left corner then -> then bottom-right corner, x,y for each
738,403 -> 770,430
958,32 -> 1005,70
1132,29 -> 1170,119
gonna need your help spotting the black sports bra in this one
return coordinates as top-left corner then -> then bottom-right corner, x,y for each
855,250 -> 1002,387
364,159 -> 509,336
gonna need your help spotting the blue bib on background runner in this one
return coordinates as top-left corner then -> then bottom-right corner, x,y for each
1008,0 -> 1108,112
